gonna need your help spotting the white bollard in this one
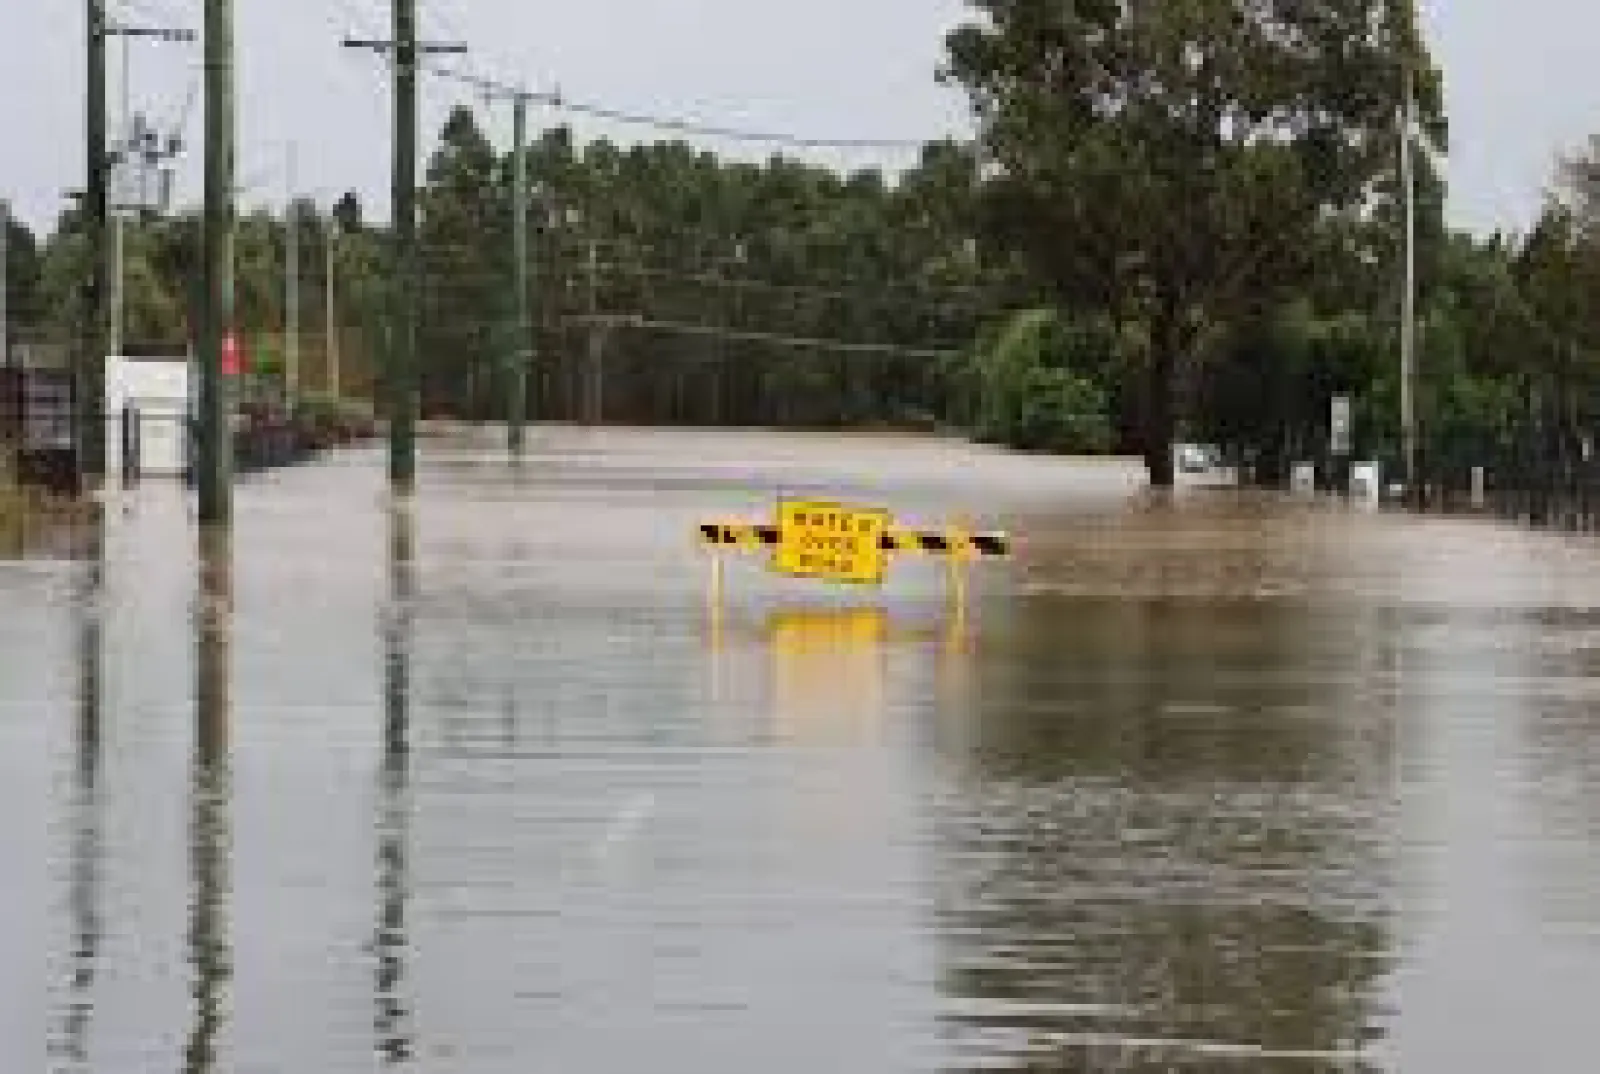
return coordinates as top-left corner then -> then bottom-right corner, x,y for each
1471,466 -> 1487,510
1291,462 -> 1318,497
1350,462 -> 1381,508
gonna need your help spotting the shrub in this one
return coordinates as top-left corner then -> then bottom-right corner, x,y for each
970,307 -> 1116,454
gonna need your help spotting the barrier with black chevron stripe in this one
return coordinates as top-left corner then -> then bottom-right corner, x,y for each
696,522 -> 1013,557
697,498 -> 1011,588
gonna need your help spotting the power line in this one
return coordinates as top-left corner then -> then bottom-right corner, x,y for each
421,0 -> 468,49
410,232 -> 997,299
410,254 -> 1003,316
422,63 -> 934,153
570,316 -> 961,360
589,261 -> 998,307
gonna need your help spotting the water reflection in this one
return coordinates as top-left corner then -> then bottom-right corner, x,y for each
375,504 -> 415,1064
15,430 -> 1600,1073
1513,615 -> 1600,934
767,606 -> 888,747
937,594 -> 1394,1069
185,527 -> 233,1074
53,503 -> 104,1070
705,597 -> 972,749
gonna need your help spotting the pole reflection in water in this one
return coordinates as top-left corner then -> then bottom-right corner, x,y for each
375,504 -> 416,1064
53,503 -> 105,1071
185,525 -> 233,1074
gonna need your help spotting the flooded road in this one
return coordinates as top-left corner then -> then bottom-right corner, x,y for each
4,426 -> 1600,1072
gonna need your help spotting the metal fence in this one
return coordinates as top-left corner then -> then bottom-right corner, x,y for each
1326,401 -> 1596,532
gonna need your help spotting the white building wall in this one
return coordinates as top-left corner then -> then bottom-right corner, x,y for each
105,356 -> 191,477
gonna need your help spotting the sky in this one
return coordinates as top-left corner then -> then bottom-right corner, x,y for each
0,1 -> 1592,238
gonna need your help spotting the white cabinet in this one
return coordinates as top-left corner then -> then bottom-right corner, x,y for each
106,355 -> 191,477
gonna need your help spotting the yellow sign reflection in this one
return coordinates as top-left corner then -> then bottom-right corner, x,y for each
768,605 -> 890,747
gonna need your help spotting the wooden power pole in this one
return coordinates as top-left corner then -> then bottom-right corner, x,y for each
508,91 -> 531,458
344,8 -> 465,496
196,0 -> 235,525
83,1 -> 110,487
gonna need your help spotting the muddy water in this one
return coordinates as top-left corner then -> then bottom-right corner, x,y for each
2,427 -> 1599,1072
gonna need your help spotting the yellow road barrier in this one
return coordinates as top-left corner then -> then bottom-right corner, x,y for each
697,498 -> 1011,589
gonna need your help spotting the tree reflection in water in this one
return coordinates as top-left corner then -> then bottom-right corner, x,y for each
934,594 -> 1397,1071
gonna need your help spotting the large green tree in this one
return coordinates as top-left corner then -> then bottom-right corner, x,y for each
945,0 -> 1444,485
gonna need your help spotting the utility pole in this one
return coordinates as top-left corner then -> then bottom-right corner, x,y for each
83,0 -> 110,487
196,0 -> 235,526
1400,68 -> 1418,503
285,143 -> 300,404
343,15 -> 466,497
391,0 -> 419,494
326,218 -> 340,398
399,68 -> 543,454
1,198 -> 9,370
587,237 -> 602,425
508,91 -> 531,457
111,28 -> 128,363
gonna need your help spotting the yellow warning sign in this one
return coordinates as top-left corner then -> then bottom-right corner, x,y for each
773,499 -> 890,586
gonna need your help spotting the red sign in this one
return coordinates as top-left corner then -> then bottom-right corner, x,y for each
222,332 -> 244,376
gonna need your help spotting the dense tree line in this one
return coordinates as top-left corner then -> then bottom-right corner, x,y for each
5,115 -> 1030,436
5,0 -> 1600,490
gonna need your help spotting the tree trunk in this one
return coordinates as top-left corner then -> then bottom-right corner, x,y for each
1142,343 -> 1176,488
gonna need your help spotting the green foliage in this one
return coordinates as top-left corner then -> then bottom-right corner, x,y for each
1007,366 -> 1113,454
1196,304 -> 1392,476
4,211 -> 42,334
972,307 -> 1113,454
292,391 -> 377,448
250,333 -> 282,377
945,0 -> 1442,481
35,228 -> 90,332
30,6 -> 1600,496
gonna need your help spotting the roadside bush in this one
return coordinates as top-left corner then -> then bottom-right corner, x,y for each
1007,366 -> 1113,453
1,453 -> 20,513
293,392 -> 377,448
972,307 -> 1116,454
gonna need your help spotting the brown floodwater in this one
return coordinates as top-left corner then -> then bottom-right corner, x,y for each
3,426 -> 1599,1072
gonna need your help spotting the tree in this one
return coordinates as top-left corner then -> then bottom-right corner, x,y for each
36,227 -> 90,336
15,109 -> 1003,437
3,210 -> 43,341
972,307 -> 1114,453
945,0 -> 1444,485
117,223 -> 186,346
419,106 -> 510,417
333,191 -> 365,236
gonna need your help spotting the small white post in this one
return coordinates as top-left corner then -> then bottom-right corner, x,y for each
1291,462 -> 1318,497
1351,462 -> 1382,508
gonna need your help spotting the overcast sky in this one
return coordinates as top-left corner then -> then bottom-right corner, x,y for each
0,1 -> 1590,237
